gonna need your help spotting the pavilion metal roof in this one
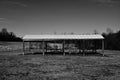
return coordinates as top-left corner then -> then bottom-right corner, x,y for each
23,34 -> 104,41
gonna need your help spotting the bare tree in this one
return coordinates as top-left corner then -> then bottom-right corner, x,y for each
93,29 -> 99,34
106,28 -> 113,34
1,28 -> 8,34
70,32 -> 74,35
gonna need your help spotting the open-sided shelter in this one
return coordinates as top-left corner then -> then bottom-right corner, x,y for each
22,34 -> 104,55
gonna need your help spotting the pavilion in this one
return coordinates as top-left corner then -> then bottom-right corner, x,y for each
22,34 -> 104,56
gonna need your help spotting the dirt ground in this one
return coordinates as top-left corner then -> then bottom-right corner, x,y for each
0,42 -> 120,80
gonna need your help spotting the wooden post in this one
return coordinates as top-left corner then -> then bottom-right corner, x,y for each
94,40 -> 97,53
46,41 -> 47,53
30,42 -> 34,54
23,41 -> 25,55
75,40 -> 77,53
102,39 -> 104,56
42,40 -> 45,56
29,42 -> 31,53
35,42 -> 37,52
79,40 -> 81,53
69,40 -> 71,54
55,40 -> 57,52
83,40 -> 85,56
63,40 -> 65,55
37,42 -> 39,52
38,41 -> 40,52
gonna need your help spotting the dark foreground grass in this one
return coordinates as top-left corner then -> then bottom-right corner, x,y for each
1,51 -> 120,80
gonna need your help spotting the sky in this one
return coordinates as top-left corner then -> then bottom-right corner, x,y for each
0,0 -> 120,37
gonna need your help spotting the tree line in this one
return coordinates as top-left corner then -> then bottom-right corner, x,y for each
102,28 -> 120,50
0,28 -> 22,41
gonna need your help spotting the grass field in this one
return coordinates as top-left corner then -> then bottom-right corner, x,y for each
0,42 -> 120,80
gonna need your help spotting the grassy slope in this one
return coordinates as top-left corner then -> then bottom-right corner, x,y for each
0,42 -> 120,80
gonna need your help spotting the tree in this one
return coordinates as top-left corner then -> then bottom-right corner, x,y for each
106,28 -> 113,34
0,28 -> 22,41
102,28 -> 120,50
1,28 -> 8,34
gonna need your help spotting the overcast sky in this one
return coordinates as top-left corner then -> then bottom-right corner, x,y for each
0,0 -> 120,36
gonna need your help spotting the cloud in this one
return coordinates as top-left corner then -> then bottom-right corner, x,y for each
0,21 -> 6,22
0,18 -> 9,23
0,21 -> 8,24
109,0 -> 120,3
0,18 -> 6,20
0,1 -> 28,7
0,18 -> 5,22
92,0 -> 120,6
93,0 -> 120,3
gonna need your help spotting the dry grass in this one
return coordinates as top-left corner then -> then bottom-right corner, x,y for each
1,54 -> 120,80
0,42 -> 120,80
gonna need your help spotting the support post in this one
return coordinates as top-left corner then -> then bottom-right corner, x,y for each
69,40 -> 71,54
83,40 -> 85,56
75,40 -> 77,53
79,40 -> 81,54
36,42 -> 38,52
30,42 -> 33,54
63,40 -> 65,55
46,41 -> 47,53
23,41 -> 25,55
35,42 -> 37,53
42,40 -> 45,56
55,40 -> 57,52
38,41 -> 40,52
102,39 -> 104,56
94,40 -> 97,53
29,42 -> 31,53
